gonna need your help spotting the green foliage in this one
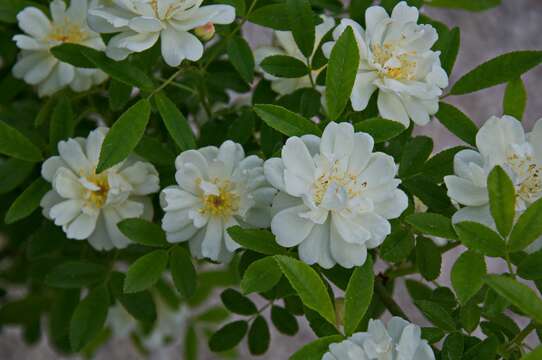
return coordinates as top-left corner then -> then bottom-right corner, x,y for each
451,251 -> 486,304
97,99 -> 151,173
254,104 -> 322,137
274,255 -> 336,325
170,246 -> 197,299
5,178 -> 49,224
452,51 -> 542,95
227,36 -> 255,84
487,166 -> 516,237
0,120 -> 42,161
353,117 -> 406,143
344,257 -> 374,336
435,102 -> 478,146
286,0 -> 316,58
326,27 -> 360,120
503,78 -> 527,120
455,221 -> 506,257
508,198 -> 542,252
240,256 -> 282,294
45,261 -> 108,289
117,218 -> 169,247
261,55 -> 310,78
154,92 -> 196,151
70,285 -> 109,351
124,250 -> 168,293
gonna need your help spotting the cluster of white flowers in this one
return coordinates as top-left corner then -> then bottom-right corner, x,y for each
323,317 -> 434,360
12,0 -> 108,97
445,115 -> 542,252
40,127 -> 160,250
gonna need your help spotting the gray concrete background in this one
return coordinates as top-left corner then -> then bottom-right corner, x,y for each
1,0 -> 542,359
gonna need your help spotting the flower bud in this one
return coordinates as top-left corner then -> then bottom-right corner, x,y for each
195,22 -> 215,41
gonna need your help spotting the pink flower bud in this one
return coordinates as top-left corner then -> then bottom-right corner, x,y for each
195,22 -> 215,41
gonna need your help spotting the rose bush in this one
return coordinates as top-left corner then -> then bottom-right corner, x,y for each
0,0 -> 541,359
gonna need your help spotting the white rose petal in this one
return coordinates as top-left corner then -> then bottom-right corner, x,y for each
265,122 -> 407,269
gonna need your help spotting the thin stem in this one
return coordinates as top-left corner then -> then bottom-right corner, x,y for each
505,321 -> 535,353
505,253 -> 517,278
148,67 -> 185,98
374,275 -> 409,320
155,77 -> 198,95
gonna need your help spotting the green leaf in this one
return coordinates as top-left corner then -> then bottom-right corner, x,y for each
422,146 -> 467,184
221,289 -> 258,315
326,26 -> 360,120
399,136 -> 433,178
170,246 -> 197,299
451,251 -> 486,304
248,316 -> 270,355
438,27 -> 460,75
485,275 -> 542,324
521,345 -> 542,360
124,249 -> 168,293
70,285 -> 109,351
108,79 -> 132,112
451,51 -> 542,95
0,120 -> 42,161
96,99 -> 151,173
260,55 -> 310,78
380,227 -> 415,263
5,178 -> 49,224
274,255 -> 336,325
518,251 -> 542,280
109,272 -> 156,324
184,324 -> 198,360
344,257 -> 374,336
442,333 -> 464,360
49,97 -> 75,147
460,298 -> 481,333
487,166 -> 516,237
415,300 -> 456,331
286,0 -> 315,58
49,289 -> 79,352
117,218 -> 168,247
241,256 -> 282,294
227,36 -> 255,83
254,104 -> 321,136
503,78 -> 527,120
406,213 -> 457,240
353,117 -> 406,143
508,198 -> 542,252
227,109 -> 256,144
455,221 -> 506,257
403,176 -> 453,212
424,0 -> 501,11
50,44 -> 95,68
271,306 -> 299,335
248,4 -> 290,30
349,0 -> 373,24
290,335 -> 344,360
416,236 -> 442,281
463,337 -> 498,360
0,0 -> 44,23
227,226 -> 287,255
45,261 -> 107,289
209,320 -> 248,352
77,45 -> 154,91
435,102 -> 478,146
0,158 -> 34,194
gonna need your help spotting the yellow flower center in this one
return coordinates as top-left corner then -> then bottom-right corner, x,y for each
47,21 -> 87,43
371,43 -> 417,81
507,153 -> 542,204
312,162 -> 367,206
85,172 -> 110,209
200,180 -> 239,218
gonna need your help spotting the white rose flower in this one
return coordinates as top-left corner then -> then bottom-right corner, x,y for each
322,1 -> 448,126
12,0 -> 108,97
40,127 -> 160,251
88,0 -> 236,67
160,141 -> 276,262
444,115 -> 542,252
323,317 -> 435,360
264,122 -> 407,269
254,15 -> 335,95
